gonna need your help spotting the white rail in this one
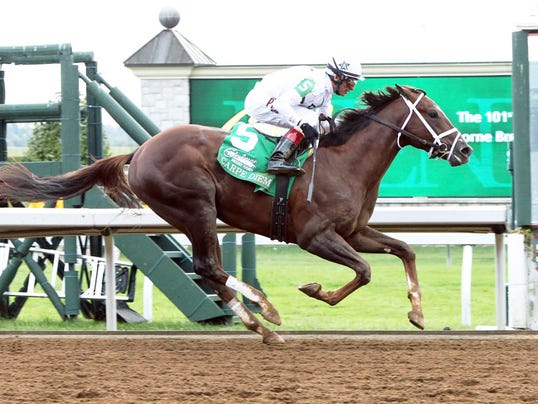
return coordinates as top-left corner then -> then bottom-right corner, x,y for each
0,205 -> 509,238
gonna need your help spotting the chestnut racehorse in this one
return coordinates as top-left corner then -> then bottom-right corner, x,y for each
0,85 -> 472,343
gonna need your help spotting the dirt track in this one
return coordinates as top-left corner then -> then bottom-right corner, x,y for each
0,332 -> 536,403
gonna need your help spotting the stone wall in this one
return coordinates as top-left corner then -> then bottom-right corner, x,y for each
140,78 -> 190,129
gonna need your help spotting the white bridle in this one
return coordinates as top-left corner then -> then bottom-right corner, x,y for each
397,93 -> 462,160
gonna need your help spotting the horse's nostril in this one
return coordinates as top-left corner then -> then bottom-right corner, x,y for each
461,146 -> 473,156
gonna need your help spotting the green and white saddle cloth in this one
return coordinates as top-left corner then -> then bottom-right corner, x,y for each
217,122 -> 310,196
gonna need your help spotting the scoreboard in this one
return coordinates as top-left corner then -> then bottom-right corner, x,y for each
190,65 -> 512,199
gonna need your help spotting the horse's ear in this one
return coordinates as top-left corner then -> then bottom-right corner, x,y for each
395,84 -> 405,95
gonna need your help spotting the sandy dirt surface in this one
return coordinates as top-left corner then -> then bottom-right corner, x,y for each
0,332 -> 536,403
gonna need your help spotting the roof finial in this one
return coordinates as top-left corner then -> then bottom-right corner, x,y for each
159,6 -> 180,29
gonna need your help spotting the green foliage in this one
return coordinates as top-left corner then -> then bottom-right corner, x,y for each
24,121 -> 62,162
23,119 -> 111,163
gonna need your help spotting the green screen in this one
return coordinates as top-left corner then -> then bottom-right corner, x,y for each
190,75 -> 512,198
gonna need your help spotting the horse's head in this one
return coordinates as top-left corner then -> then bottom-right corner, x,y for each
393,85 -> 472,166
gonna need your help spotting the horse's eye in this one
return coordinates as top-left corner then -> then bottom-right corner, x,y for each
428,110 -> 439,118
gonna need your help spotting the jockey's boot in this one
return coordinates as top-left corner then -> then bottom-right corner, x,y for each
266,128 -> 305,176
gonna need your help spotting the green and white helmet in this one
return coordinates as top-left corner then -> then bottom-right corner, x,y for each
326,56 -> 365,81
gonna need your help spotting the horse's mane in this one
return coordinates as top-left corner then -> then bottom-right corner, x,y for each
319,86 -> 402,147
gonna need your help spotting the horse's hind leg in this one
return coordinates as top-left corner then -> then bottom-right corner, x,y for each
193,245 -> 282,327
130,158 -> 281,337
143,197 -> 281,327
348,226 -> 424,330
223,273 -> 281,326
186,219 -> 283,339
204,279 -> 284,344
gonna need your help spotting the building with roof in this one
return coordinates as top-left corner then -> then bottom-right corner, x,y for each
124,7 -> 215,129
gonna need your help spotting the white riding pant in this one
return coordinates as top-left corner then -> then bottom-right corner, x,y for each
244,91 -> 319,130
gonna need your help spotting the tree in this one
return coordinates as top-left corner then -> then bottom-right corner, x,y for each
23,118 -> 110,163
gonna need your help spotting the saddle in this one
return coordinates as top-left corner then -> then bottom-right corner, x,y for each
217,122 -> 312,242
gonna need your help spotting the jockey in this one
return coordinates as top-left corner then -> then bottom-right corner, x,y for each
244,56 -> 365,175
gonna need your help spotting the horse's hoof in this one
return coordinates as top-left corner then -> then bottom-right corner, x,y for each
262,331 -> 285,345
298,282 -> 321,298
408,310 -> 425,330
250,290 -> 281,326
261,304 -> 282,326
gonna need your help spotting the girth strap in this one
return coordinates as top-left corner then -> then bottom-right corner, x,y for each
270,174 -> 290,242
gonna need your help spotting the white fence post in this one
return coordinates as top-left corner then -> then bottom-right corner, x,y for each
461,245 -> 473,326
495,233 -> 506,330
143,276 -> 154,322
507,233 -> 527,328
527,232 -> 538,330
104,232 -> 117,331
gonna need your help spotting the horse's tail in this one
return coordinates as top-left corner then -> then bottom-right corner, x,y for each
0,153 -> 139,207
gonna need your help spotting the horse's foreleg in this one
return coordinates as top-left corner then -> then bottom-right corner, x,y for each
348,226 -> 424,330
297,231 -> 371,306
204,279 -> 284,344
298,277 -> 364,306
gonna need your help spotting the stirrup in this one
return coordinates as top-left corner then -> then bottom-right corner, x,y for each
267,161 -> 305,176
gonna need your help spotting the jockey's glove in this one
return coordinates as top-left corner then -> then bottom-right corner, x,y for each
300,123 -> 319,142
